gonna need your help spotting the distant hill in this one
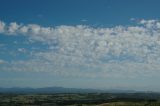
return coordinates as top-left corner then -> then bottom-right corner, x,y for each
0,87 -> 101,93
0,87 -> 139,94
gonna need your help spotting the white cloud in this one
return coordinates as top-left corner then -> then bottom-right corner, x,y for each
18,48 -> 26,53
8,22 -> 21,34
0,59 -> 5,64
1,19 -> 160,78
81,19 -> 87,22
0,21 -> 5,33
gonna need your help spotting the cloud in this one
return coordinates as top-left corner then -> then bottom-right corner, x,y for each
0,21 -> 5,33
1,19 -> 160,78
81,19 -> 88,22
18,48 -> 26,53
0,59 -> 5,64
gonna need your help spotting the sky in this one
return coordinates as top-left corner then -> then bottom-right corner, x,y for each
0,0 -> 160,91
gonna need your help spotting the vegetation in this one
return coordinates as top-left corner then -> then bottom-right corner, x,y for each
0,93 -> 160,106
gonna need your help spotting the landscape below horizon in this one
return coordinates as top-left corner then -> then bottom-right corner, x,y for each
1,91 -> 160,106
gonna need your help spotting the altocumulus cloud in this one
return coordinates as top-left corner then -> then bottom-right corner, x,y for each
0,19 -> 160,78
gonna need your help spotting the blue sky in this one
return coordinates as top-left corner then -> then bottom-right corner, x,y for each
1,0 -> 160,91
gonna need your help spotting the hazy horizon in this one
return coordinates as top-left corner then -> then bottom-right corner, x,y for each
1,0 -> 160,92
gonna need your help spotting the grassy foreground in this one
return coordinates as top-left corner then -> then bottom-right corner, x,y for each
70,101 -> 160,106
98,101 -> 160,106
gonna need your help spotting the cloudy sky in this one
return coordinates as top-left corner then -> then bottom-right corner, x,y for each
0,0 -> 160,91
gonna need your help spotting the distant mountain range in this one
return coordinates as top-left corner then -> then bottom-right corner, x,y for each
0,87 -> 140,94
